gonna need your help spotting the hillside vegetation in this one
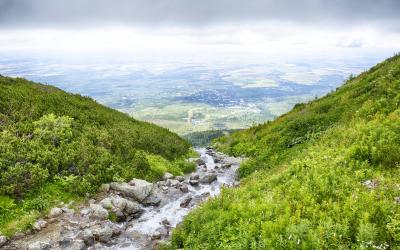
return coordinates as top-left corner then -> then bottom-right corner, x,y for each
183,129 -> 239,147
170,54 -> 400,249
0,76 -> 193,236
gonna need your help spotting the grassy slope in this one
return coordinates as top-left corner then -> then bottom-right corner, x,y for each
0,76 -> 193,236
170,54 -> 400,249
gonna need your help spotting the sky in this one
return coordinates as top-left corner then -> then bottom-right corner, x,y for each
0,0 -> 399,60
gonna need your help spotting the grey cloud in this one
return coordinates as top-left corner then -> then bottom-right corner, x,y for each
0,0 -> 399,28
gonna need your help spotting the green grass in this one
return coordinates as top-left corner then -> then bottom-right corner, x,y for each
0,76 -> 191,237
170,54 -> 400,249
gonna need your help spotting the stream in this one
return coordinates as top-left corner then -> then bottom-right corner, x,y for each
3,148 -> 241,250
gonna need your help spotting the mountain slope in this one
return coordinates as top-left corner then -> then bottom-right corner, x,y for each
0,76 -> 192,236
170,54 -> 400,249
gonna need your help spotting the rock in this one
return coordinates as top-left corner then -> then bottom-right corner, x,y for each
202,192 -> 211,198
93,225 -> 114,243
48,207 -> 63,218
190,173 -> 200,180
61,207 -> 75,214
363,179 -> 379,189
90,204 -> 109,220
100,183 -> 110,192
112,196 -> 127,211
111,179 -> 153,202
176,176 -> 185,182
13,232 -> 25,240
222,163 -> 232,168
33,219 -> 47,231
162,172 -> 174,180
166,179 -> 180,187
0,235 -> 7,247
200,173 -> 217,184
151,231 -> 162,240
195,159 -> 206,166
79,228 -> 94,246
189,180 -> 199,186
162,219 -> 170,227
214,157 -> 222,163
28,241 -> 51,250
180,185 -> 189,193
180,196 -> 192,208
157,180 -> 166,186
142,194 -> 161,207
100,197 -> 113,210
66,240 -> 85,250
124,200 -> 143,216
80,208 -> 92,216
395,197 -> 400,204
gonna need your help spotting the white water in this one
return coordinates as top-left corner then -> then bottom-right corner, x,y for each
118,148 -> 240,249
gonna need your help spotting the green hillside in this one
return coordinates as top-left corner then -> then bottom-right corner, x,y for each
0,76 -> 192,236
170,54 -> 400,249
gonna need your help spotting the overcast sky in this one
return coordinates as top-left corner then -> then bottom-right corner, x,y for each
0,0 -> 399,59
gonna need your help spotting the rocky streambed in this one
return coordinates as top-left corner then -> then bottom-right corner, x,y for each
2,148 -> 241,250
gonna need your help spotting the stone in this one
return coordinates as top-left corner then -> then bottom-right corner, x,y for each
180,196 -> 192,208
124,200 -> 143,216
0,235 -> 7,247
80,228 -> 94,246
180,185 -> 189,193
111,179 -> 153,202
162,172 -> 174,180
48,207 -> 63,218
151,231 -> 162,240
195,159 -> 206,166
222,163 -> 232,168
189,180 -> 199,186
166,179 -> 180,187
395,197 -> 400,204
201,192 -> 211,198
13,232 -> 25,240
363,179 -> 378,189
61,207 -> 75,214
142,194 -> 161,207
111,196 -> 127,211
66,240 -> 85,250
28,241 -> 51,250
190,173 -> 199,180
100,197 -> 113,210
93,225 -> 114,243
33,219 -> 47,231
90,204 -> 109,220
100,183 -> 110,192
200,173 -> 217,184
80,208 -> 92,216
213,157 -> 222,163
161,219 -> 170,227
176,176 -> 185,182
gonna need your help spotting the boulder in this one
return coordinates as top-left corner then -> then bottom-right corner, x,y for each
180,185 -> 189,193
142,194 -> 161,207
189,180 -> 199,186
213,157 -> 222,163
33,219 -> 47,231
222,163 -> 232,168
176,176 -> 185,182
124,200 -> 143,216
190,173 -> 200,180
362,179 -> 378,189
111,179 -> 153,202
166,179 -> 180,187
100,197 -> 113,210
180,196 -> 192,208
48,207 -> 63,218
0,235 -> 7,247
195,159 -> 206,166
90,204 -> 109,220
161,219 -> 170,227
61,207 -> 75,214
200,173 -> 217,184
93,225 -> 113,243
395,197 -> 400,205
79,228 -> 94,246
111,196 -> 127,211
162,172 -> 174,180
28,241 -> 51,250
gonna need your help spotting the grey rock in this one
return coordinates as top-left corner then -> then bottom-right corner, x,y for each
162,172 -> 174,180
200,173 -> 217,184
176,176 -> 185,182
213,157 -> 222,163
100,197 -> 113,210
124,200 -> 143,215
166,179 -> 180,187
222,163 -> 232,168
363,179 -> 378,189
395,196 -> 400,204
180,196 -> 192,208
93,225 -> 113,243
111,179 -> 153,202
190,173 -> 199,180
161,219 -> 170,227
151,231 -> 162,240
28,241 -> 51,250
195,158 -> 206,166
0,235 -> 7,247
13,232 -> 25,240
61,207 -> 75,214
180,185 -> 189,193
142,194 -> 161,207
48,207 -> 63,218
66,240 -> 85,250
79,228 -> 94,246
189,180 -> 199,186
90,204 -> 109,220
111,196 -> 127,211
80,208 -> 92,216
33,219 -> 47,231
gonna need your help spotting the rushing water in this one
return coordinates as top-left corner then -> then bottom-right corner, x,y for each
117,148 -> 240,249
